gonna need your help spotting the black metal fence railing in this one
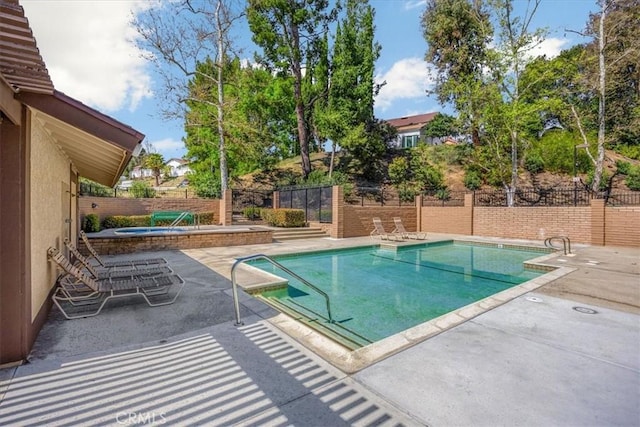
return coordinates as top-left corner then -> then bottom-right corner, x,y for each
472,188 -> 640,207
278,185 -> 333,223
79,182 -> 204,199
474,187 -> 591,207
421,191 -> 466,207
596,190 -> 640,206
345,186 -> 416,207
232,188 -> 273,213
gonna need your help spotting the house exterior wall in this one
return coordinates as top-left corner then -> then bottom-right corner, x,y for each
29,116 -> 73,320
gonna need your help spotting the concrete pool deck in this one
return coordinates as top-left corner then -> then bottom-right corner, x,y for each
1,234 -> 638,426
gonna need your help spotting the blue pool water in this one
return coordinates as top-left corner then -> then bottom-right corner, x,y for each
249,242 -> 547,347
114,227 -> 185,235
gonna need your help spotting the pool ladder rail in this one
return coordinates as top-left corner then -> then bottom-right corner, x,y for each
230,254 -> 334,326
168,211 -> 197,230
544,236 -> 572,255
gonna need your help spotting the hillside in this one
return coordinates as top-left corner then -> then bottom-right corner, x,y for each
234,149 -> 637,193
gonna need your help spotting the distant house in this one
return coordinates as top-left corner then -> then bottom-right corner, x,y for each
386,112 -> 438,149
386,112 -> 466,148
166,158 -> 191,177
130,165 -> 154,179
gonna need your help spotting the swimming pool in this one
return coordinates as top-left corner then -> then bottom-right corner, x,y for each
246,241 -> 553,349
114,227 -> 186,235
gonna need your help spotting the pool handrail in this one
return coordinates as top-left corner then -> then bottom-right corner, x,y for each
544,236 -> 571,255
168,211 -> 192,230
230,253 -> 334,326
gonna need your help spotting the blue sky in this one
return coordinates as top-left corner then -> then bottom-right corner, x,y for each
22,0 -> 597,161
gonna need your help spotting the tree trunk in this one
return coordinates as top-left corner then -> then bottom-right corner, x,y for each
592,1 -> 607,193
215,0 -> 229,194
290,21 -> 311,179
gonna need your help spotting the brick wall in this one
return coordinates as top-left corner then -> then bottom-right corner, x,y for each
417,193 -> 639,247
605,205 -> 640,247
79,196 -> 220,224
473,206 -> 592,243
83,229 -> 273,255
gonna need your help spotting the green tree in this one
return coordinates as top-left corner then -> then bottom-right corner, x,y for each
143,153 -> 165,187
421,0 -> 492,146
247,0 -> 337,179
422,113 -> 459,139
317,0 -> 384,179
134,0 -> 244,196
575,0 -> 640,191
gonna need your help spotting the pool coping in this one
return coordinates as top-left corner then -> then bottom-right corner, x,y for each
234,240 -> 575,373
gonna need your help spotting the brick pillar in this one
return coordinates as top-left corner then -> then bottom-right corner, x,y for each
332,185 -> 344,238
590,198 -> 605,246
415,195 -> 423,232
273,191 -> 280,209
219,189 -> 233,226
465,193 -> 474,235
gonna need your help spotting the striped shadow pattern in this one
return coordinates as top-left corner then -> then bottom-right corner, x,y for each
0,323 -> 417,426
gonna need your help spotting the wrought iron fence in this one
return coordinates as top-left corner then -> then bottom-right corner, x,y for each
472,188 -> 640,207
596,190 -> 640,206
80,182 -> 203,199
345,186 -> 415,207
421,191 -> 466,207
232,188 -> 273,213
278,185 -> 333,223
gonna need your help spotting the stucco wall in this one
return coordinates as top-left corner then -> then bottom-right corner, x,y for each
29,117 -> 72,320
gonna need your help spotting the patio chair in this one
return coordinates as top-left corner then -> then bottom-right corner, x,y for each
48,247 -> 184,319
393,217 -> 427,240
79,230 -> 168,268
370,217 -> 403,241
64,238 -> 173,280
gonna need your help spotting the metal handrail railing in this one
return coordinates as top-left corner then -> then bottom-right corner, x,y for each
230,253 -> 334,326
544,236 -> 572,255
168,211 -> 191,229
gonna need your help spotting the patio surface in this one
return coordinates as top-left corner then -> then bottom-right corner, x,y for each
1,234 -> 638,426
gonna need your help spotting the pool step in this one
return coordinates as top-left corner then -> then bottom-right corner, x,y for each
272,227 -> 329,241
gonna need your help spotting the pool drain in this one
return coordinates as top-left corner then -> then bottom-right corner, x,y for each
526,296 -> 543,303
573,306 -> 598,314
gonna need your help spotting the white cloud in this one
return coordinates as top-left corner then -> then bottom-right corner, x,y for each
375,57 -> 434,111
404,0 -> 427,10
149,138 -> 185,160
21,0 -> 153,113
523,37 -> 570,60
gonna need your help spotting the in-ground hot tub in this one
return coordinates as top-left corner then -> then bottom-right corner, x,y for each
85,226 -> 273,255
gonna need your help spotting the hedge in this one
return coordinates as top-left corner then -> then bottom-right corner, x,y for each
261,208 -> 305,227
101,211 -> 217,229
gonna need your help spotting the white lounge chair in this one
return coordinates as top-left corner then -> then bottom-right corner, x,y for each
393,217 -> 427,240
48,247 -> 184,319
370,217 -> 403,241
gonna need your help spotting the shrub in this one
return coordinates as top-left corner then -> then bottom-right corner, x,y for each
102,215 -> 149,229
81,213 -> 100,232
197,211 -> 216,225
524,152 -> 545,173
616,160 -> 632,175
625,165 -> 640,190
261,208 -> 305,227
102,215 -> 132,229
586,170 -> 612,191
463,169 -> 482,190
130,181 -> 156,198
242,207 -> 262,220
